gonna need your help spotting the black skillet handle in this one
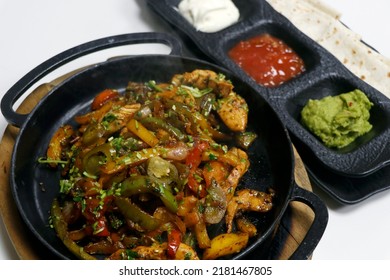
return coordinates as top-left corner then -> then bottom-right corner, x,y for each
1,32 -> 183,128
287,183 -> 329,260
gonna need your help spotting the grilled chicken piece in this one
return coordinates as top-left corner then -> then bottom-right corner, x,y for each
225,189 -> 273,233
171,69 -> 248,132
223,148 -> 250,202
171,69 -> 233,97
216,92 -> 248,132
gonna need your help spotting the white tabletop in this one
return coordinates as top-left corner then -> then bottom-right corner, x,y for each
0,0 -> 389,260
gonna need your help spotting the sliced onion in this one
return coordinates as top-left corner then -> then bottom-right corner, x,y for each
147,156 -> 179,186
163,142 -> 189,161
203,180 -> 227,224
134,104 -> 152,119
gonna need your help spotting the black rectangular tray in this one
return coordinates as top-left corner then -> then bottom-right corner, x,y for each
146,0 -> 390,204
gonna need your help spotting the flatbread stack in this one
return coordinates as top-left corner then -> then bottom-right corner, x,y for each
266,0 -> 390,99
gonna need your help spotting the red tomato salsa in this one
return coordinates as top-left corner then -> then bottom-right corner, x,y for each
228,33 -> 305,87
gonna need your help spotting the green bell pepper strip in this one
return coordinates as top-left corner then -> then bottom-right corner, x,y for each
235,131 -> 258,150
139,116 -> 187,141
81,122 -> 106,146
101,146 -> 178,175
199,93 -> 216,117
164,100 -> 230,141
83,143 -> 116,176
114,197 -> 160,231
51,199 -> 96,260
120,175 -> 178,213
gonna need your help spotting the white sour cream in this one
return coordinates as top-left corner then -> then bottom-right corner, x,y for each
178,0 -> 240,33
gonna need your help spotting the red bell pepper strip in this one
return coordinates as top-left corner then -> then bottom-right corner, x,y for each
82,195 -> 113,236
93,217 -> 110,237
186,139 -> 209,197
167,228 -> 182,259
91,89 -> 119,110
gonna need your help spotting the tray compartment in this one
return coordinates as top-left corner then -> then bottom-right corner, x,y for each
156,0 -> 271,34
221,21 -> 320,89
285,74 -> 390,154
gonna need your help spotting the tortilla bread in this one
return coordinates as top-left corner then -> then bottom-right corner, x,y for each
266,0 -> 390,99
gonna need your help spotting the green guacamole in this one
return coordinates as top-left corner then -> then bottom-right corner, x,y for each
301,89 -> 373,149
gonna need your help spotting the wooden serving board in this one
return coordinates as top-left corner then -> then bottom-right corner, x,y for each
0,73 -> 315,260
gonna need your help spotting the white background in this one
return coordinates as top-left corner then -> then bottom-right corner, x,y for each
0,0 -> 389,260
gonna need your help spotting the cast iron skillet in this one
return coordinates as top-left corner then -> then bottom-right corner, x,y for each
1,32 -> 328,260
